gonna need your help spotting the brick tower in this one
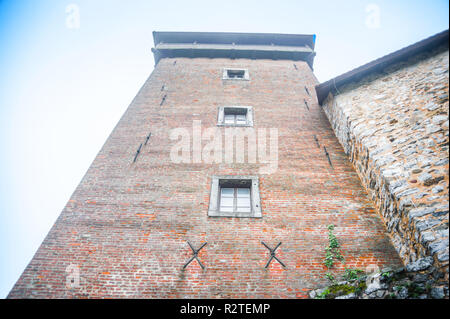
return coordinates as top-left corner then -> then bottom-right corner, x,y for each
8,32 -> 403,298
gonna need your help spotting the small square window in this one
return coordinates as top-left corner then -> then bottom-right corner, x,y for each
220,187 -> 251,213
217,106 -> 253,127
223,68 -> 250,80
208,176 -> 261,218
227,69 -> 245,79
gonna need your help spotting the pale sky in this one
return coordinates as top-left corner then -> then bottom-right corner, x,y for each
0,0 -> 448,298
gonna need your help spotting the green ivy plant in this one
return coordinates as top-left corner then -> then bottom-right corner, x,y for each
325,272 -> 337,284
322,225 -> 364,285
324,224 -> 344,269
343,268 -> 365,282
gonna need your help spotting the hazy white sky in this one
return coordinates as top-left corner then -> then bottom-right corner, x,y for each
0,0 -> 448,298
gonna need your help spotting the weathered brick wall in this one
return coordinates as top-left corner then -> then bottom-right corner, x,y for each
8,58 -> 402,298
321,46 -> 449,294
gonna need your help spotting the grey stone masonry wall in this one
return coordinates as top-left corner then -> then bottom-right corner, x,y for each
321,45 -> 449,295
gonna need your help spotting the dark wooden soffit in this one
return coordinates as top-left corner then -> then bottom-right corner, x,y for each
315,29 -> 449,105
151,31 -> 317,68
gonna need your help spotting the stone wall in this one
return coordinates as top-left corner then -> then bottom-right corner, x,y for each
321,45 -> 449,295
309,265 -> 446,299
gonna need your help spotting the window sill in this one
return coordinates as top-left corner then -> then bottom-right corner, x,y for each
208,210 -> 262,218
216,123 -> 253,127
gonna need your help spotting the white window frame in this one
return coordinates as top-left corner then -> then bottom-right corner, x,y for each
222,68 -> 250,81
219,187 -> 252,213
217,106 -> 254,127
208,175 -> 262,218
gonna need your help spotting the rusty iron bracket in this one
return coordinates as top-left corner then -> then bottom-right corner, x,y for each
305,86 -> 310,96
132,143 -> 143,163
261,241 -> 286,268
160,94 -> 167,106
323,146 -> 333,168
144,132 -> 152,145
313,135 -> 320,148
183,241 -> 207,270
304,99 -> 310,111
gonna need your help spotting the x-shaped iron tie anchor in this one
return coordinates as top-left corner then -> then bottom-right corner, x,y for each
262,241 -> 286,268
183,241 -> 207,270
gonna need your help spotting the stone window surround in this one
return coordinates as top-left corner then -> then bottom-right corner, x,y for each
217,106 -> 254,127
208,175 -> 262,218
222,68 -> 250,80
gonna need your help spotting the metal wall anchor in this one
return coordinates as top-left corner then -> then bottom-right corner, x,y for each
323,146 -> 334,168
304,99 -> 310,111
161,84 -> 165,91
160,94 -> 167,106
133,143 -> 143,163
261,241 -> 286,268
144,132 -> 152,145
183,241 -> 207,270
313,135 -> 320,148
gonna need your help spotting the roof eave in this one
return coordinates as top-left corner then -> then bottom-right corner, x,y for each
315,29 -> 449,105
151,31 -> 316,67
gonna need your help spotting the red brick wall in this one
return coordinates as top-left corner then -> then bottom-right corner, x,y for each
8,57 -> 402,298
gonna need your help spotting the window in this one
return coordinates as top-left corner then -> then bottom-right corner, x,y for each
217,106 -> 253,127
220,187 -> 251,213
208,176 -> 261,218
222,68 -> 250,80
227,69 -> 245,79
224,113 -> 246,125
224,107 -> 247,125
